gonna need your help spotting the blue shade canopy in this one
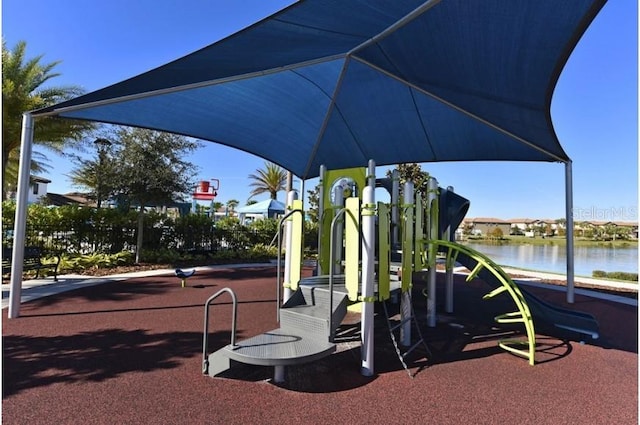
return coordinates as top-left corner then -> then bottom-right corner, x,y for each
35,0 -> 606,179
236,199 -> 286,215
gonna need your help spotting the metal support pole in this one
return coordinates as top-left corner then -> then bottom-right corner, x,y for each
317,165 -> 326,276
9,113 -> 35,319
391,169 -> 400,246
426,177 -> 438,327
445,186 -> 455,313
400,181 -> 414,346
565,162 -> 575,304
360,160 -> 376,377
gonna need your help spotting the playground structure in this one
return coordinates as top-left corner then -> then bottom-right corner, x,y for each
191,179 -> 220,214
175,268 -> 195,288
202,161 -> 600,382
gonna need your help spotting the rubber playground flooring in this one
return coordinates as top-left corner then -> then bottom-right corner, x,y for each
2,266 -> 637,425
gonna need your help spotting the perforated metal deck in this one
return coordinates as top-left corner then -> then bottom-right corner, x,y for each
217,329 -> 336,367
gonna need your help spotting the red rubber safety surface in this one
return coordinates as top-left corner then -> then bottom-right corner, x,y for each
3,267 -> 637,425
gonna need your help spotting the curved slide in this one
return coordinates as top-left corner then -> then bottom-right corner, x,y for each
435,189 -> 599,341
444,243 -> 600,340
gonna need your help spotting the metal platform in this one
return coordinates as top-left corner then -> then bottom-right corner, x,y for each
214,330 -> 336,367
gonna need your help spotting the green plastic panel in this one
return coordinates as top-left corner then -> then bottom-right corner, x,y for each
377,202 -> 390,301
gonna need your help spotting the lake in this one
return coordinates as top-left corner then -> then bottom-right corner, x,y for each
462,242 -> 638,277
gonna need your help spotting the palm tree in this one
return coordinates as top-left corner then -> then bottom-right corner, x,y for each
211,201 -> 224,211
2,40 -> 93,199
248,161 -> 286,200
226,199 -> 239,212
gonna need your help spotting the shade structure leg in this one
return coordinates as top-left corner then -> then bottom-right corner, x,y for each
565,161 -> 575,303
9,113 -> 34,319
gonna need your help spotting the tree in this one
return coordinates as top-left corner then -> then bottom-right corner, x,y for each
386,163 -> 430,198
109,127 -> 200,262
210,201 -> 224,217
248,161 -> 286,200
67,138 -> 116,208
489,227 -> 504,239
306,184 -> 320,224
2,40 -> 93,199
226,199 -> 239,212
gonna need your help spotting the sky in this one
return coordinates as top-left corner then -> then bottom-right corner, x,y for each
2,0 -> 638,221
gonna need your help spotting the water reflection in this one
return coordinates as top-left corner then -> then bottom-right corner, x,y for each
463,242 -> 638,276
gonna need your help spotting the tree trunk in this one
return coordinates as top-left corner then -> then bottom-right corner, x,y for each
135,204 -> 145,264
286,171 -> 293,192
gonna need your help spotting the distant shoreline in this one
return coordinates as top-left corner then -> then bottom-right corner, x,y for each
462,235 -> 638,248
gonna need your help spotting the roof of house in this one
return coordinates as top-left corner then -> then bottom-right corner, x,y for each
466,217 -> 511,224
44,193 -> 86,206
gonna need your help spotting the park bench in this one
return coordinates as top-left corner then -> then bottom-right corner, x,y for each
2,246 -> 60,281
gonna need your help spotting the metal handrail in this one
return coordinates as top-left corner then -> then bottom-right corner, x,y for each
202,287 -> 238,375
276,208 -> 303,321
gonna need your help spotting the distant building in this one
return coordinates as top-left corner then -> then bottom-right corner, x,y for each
463,218 -> 511,237
509,218 -> 539,234
6,176 -> 52,204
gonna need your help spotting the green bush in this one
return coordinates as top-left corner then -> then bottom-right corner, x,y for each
592,270 -> 638,282
58,250 -> 135,273
605,271 -> 638,282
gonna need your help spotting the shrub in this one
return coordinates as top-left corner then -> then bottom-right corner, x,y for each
592,270 -> 638,282
606,272 -> 638,282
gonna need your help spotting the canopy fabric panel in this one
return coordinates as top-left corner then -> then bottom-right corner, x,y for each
35,0 -> 607,179
236,199 -> 286,214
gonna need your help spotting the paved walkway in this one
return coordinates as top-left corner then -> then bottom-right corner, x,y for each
3,263 -> 636,310
1,263 -> 272,310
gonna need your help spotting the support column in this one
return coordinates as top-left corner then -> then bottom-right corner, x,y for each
391,169 -> 400,246
426,177 -> 438,327
317,165 -> 326,276
360,160 -> 376,377
444,186 -> 455,313
9,113 -> 35,319
400,181 -> 414,346
565,161 -> 575,304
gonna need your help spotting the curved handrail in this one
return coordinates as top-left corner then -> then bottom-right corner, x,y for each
328,208 -> 347,342
428,239 -> 536,365
202,287 -> 238,375
328,207 -> 361,342
276,208 -> 304,321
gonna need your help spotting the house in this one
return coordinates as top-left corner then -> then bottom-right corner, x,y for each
464,218 -> 512,237
509,218 -> 540,234
575,220 -> 639,240
14,176 -> 51,204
